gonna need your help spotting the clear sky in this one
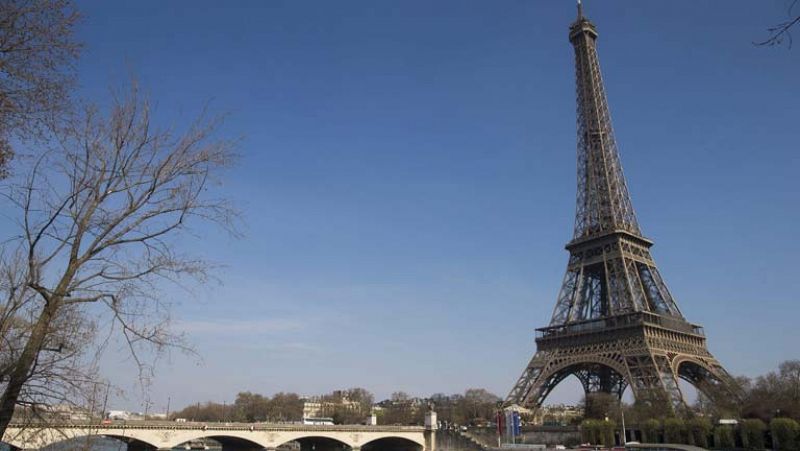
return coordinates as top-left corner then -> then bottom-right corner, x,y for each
67,1 -> 800,412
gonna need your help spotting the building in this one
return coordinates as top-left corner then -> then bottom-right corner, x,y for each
301,391 -> 363,419
532,404 -> 583,426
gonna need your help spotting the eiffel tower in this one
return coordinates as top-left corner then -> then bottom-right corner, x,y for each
506,4 -> 739,412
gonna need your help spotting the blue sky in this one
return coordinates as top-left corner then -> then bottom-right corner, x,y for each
67,1 -> 800,411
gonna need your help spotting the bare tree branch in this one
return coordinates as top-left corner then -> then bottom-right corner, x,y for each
0,0 -> 81,177
755,0 -> 800,47
0,83 -> 238,438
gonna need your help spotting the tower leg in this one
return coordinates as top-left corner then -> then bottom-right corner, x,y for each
676,358 -> 742,413
505,351 -> 567,409
624,353 -> 684,412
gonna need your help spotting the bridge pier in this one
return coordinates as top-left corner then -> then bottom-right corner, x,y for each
424,410 -> 437,451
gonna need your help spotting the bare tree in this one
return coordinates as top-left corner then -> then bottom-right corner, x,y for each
0,84 -> 237,437
756,0 -> 800,47
0,249 -> 100,431
0,0 -> 81,177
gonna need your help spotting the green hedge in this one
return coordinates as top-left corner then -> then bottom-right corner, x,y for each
771,418 -> 799,451
740,418 -> 766,450
714,425 -> 735,449
581,419 -> 600,445
581,419 -> 617,447
664,418 -> 686,444
687,417 -> 711,448
641,418 -> 661,443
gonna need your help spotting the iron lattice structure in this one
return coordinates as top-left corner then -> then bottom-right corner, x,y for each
506,6 -> 739,412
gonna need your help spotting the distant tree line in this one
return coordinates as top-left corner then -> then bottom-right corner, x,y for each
429,389 -> 501,426
170,387 -> 502,426
377,391 -> 426,425
372,389 -> 501,426
171,392 -> 303,423
738,360 -> 800,421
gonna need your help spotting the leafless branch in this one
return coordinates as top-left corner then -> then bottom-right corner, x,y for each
0,82 -> 238,437
0,0 -> 82,177
755,0 -> 800,47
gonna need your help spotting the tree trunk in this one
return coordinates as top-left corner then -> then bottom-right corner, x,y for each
0,301 -> 58,439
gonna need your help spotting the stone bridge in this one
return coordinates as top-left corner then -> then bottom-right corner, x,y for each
1,421 -> 434,451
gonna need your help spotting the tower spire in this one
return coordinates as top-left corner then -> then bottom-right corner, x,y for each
577,0 -> 583,20
569,5 -> 639,242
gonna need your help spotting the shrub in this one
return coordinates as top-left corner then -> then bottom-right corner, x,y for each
740,418 -> 766,449
771,418 -> 799,451
599,419 -> 616,447
714,425 -> 735,449
581,419 -> 600,445
564,435 -> 582,448
581,419 -> 616,446
642,418 -> 661,443
687,417 -> 712,448
664,417 -> 686,444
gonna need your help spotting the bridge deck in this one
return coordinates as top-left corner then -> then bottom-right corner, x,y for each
3,421 -> 432,450
7,420 -> 425,432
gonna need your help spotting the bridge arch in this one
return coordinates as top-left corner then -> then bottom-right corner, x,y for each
279,435 -> 352,451
164,430 -> 271,449
40,435 -> 146,450
362,436 -> 425,451
180,434 -> 266,451
3,430 -> 162,451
